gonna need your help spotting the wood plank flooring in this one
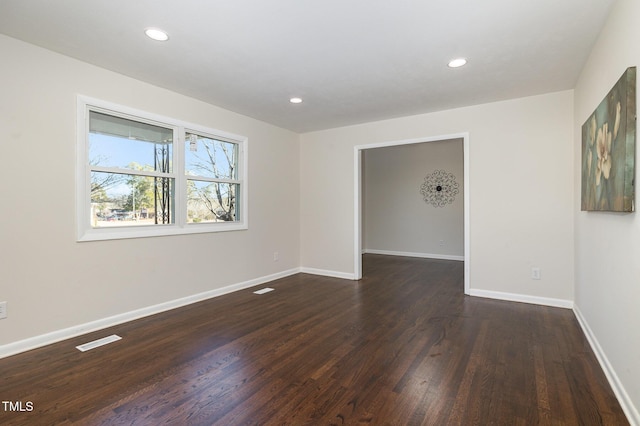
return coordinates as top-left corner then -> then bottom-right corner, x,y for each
0,255 -> 628,425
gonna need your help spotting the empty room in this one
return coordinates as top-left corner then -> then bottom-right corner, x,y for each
1,0 -> 639,424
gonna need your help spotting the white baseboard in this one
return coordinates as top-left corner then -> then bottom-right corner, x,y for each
468,289 -> 574,309
299,267 -> 356,280
0,268 -> 300,360
364,249 -> 464,262
573,305 -> 639,426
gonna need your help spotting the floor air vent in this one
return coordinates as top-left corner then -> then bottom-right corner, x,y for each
253,287 -> 275,294
76,334 -> 122,352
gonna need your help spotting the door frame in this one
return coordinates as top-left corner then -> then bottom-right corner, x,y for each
353,132 -> 470,294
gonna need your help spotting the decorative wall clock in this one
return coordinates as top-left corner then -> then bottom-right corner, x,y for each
420,170 -> 459,207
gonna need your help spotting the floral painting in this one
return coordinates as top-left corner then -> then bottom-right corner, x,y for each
581,67 -> 636,212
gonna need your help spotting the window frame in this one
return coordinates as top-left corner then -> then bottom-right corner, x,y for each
76,95 -> 248,241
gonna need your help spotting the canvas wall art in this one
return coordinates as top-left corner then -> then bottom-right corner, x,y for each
581,66 -> 636,212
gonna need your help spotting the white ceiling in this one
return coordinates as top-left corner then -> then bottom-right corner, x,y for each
0,0 -> 615,133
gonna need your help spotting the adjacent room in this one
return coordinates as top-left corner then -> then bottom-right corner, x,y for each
1,0 -> 639,424
361,139 -> 465,263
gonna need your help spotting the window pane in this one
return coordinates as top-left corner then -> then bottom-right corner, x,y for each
184,133 -> 237,179
187,180 -> 238,223
89,111 -> 173,172
90,171 -> 175,227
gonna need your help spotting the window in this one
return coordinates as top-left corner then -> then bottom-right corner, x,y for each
77,96 -> 247,241
184,133 -> 240,223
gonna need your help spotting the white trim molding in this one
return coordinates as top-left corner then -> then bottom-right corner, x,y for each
364,249 -> 464,262
353,132 -> 470,294
573,305 -> 639,426
0,268 -> 299,359
299,267 -> 356,280
468,289 -> 574,309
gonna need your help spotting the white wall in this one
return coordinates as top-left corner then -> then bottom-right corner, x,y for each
301,90 -> 575,304
363,140 -> 464,259
0,35 -> 300,348
1,12 -> 636,419
573,0 -> 640,422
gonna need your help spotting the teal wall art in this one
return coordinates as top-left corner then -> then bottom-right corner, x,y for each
581,66 -> 636,212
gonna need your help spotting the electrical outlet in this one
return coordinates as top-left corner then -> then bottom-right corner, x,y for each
531,267 -> 541,280
273,251 -> 279,262
439,240 -> 444,247
0,301 -> 7,319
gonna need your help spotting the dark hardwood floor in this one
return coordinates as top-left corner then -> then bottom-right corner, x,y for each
0,255 -> 628,425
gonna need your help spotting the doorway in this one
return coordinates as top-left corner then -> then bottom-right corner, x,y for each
353,133 -> 470,294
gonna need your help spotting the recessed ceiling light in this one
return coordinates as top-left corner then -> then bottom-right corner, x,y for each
290,97 -> 303,104
448,58 -> 467,68
145,28 -> 169,41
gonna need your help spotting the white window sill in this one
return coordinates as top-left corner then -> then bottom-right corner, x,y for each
77,222 -> 248,242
